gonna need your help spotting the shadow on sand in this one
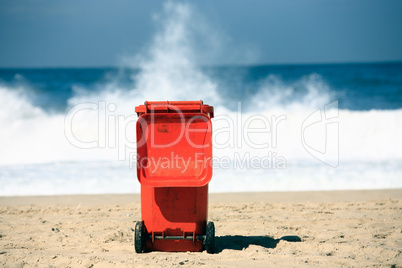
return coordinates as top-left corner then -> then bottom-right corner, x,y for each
214,235 -> 301,253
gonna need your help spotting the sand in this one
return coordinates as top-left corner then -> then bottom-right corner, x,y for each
0,189 -> 401,267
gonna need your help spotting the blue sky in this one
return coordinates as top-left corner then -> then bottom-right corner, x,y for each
0,0 -> 401,67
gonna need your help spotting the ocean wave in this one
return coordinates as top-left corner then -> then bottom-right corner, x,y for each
0,1 -> 400,195
1,79 -> 401,166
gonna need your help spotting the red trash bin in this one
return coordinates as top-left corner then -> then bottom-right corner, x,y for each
134,101 -> 215,253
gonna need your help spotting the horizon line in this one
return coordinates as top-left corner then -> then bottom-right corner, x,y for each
0,59 -> 401,69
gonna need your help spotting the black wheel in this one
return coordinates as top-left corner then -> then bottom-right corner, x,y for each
205,221 -> 215,254
134,221 -> 145,253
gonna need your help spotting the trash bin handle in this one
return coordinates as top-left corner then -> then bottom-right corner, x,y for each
141,100 -> 207,114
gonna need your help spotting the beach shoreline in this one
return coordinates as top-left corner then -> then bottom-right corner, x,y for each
1,189 -> 401,267
1,189 -> 401,206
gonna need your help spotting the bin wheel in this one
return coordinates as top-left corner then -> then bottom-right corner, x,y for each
134,221 -> 145,253
205,221 -> 215,254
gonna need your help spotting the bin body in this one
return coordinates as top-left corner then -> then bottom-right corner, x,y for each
135,101 -> 214,252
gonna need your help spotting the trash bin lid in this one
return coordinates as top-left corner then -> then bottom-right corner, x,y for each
136,102 -> 213,187
135,100 -> 214,118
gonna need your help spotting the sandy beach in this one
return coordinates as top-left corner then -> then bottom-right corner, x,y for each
1,189 -> 401,267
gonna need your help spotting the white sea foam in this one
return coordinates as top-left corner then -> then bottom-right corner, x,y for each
1,80 -> 402,195
0,1 -> 401,195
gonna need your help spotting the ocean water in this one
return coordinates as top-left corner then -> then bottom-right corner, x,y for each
1,62 -> 401,196
1,1 -> 401,196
